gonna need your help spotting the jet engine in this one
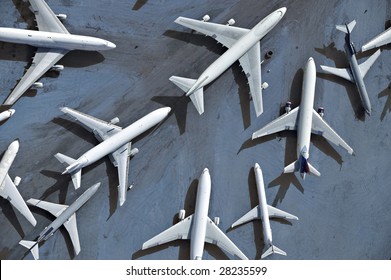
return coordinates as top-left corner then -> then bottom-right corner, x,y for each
129,148 -> 139,157
109,117 -> 120,125
261,82 -> 269,90
178,209 -> 186,221
213,217 -> 220,226
51,65 -> 64,71
56,14 -> 67,20
227,19 -> 235,26
32,82 -> 43,89
14,176 -> 21,187
285,101 -> 292,114
202,15 -> 210,22
317,107 -> 324,118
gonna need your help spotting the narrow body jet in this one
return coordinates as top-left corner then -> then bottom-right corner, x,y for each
0,140 -> 36,226
55,106 -> 171,206
142,168 -> 248,260
231,163 -> 298,258
320,20 -> 381,115
170,7 -> 287,116
0,0 -> 116,106
252,57 -> 353,178
19,183 -> 100,259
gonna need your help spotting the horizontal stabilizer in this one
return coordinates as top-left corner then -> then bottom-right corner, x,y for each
188,88 -> 204,114
307,162 -> 321,176
169,76 -> 205,114
54,153 -> 76,166
262,244 -> 287,259
267,205 -> 299,220
336,20 -> 356,34
70,169 -> 82,190
169,76 -> 196,92
283,160 -> 299,173
19,240 -> 39,260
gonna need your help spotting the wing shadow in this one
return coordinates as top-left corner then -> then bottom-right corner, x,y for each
378,83 -> 391,121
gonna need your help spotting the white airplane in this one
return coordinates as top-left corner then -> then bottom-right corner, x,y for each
0,139 -> 36,226
169,7 -> 287,116
19,183 -> 100,260
55,106 -> 171,206
0,109 -> 15,122
252,57 -> 354,179
320,20 -> 381,115
231,163 -> 298,259
142,168 -> 248,260
362,25 -> 391,52
0,0 -> 116,106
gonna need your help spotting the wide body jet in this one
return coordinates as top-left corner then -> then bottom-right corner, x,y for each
252,57 -> 353,178
169,7 -> 287,116
231,163 -> 298,258
142,168 -> 248,260
0,0 -> 116,106
55,106 -> 171,206
0,139 -> 36,226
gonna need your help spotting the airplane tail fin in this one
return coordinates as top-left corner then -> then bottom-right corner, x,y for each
19,240 -> 39,260
169,76 -> 204,114
336,20 -> 356,34
54,153 -> 82,189
261,244 -> 287,259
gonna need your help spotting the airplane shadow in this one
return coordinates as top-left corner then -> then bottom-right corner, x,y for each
315,43 -> 367,121
0,198 -> 25,238
163,30 -> 225,56
151,95 -> 189,135
378,83 -> 391,121
132,0 -> 148,11
12,0 -> 36,29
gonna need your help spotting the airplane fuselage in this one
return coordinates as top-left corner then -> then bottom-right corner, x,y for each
36,183 -> 100,243
255,163 -> 273,247
190,168 -> 211,260
187,8 -> 286,96
0,140 -> 19,187
344,36 -> 372,115
65,107 -> 171,174
0,27 -> 115,51
296,57 -> 316,163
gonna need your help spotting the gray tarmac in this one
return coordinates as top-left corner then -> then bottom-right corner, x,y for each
0,0 -> 391,260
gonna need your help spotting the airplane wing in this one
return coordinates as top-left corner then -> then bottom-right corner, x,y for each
3,48 -> 68,105
62,213 -> 81,255
319,65 -> 353,82
311,109 -> 354,155
252,106 -> 299,139
28,0 -> 70,34
0,174 -> 37,226
174,17 -> 249,49
238,42 -> 263,116
60,107 -> 122,142
111,142 -> 132,206
268,205 -> 298,220
205,217 -> 248,260
359,49 -> 381,78
142,215 -> 193,250
27,198 -> 68,217
231,206 -> 260,228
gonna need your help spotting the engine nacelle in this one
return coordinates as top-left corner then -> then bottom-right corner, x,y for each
261,82 -> 269,90
32,82 -> 43,89
202,15 -> 210,22
178,209 -> 186,220
51,65 -> 64,71
14,176 -> 21,187
56,14 -> 67,20
317,107 -> 324,118
109,117 -> 120,125
129,148 -> 139,157
227,18 -> 235,26
213,217 -> 220,226
285,101 -> 292,114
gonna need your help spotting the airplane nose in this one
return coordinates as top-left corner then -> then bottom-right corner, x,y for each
278,7 -> 287,17
107,41 -> 116,49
